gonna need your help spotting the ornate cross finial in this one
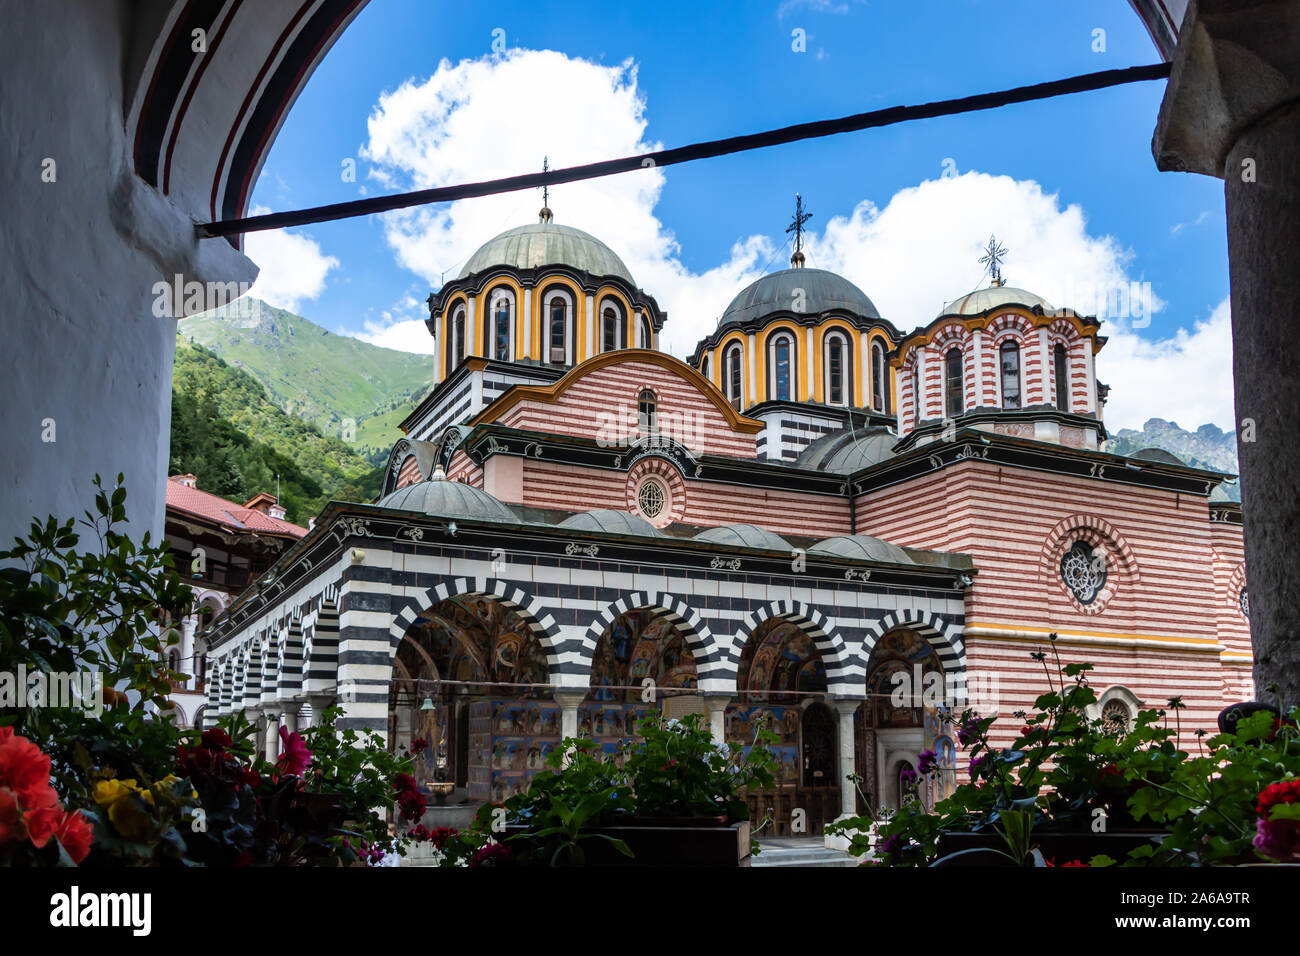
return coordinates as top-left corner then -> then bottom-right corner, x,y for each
978,234 -> 1008,286
786,193 -> 813,268
538,156 -> 553,222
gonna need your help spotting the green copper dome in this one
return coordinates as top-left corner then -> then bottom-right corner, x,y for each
693,523 -> 790,551
460,223 -> 635,283
719,268 -> 880,329
809,533 -> 914,565
557,509 -> 662,537
795,427 -> 898,474
377,479 -> 518,522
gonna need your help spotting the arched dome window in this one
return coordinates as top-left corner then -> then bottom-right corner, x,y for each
944,347 -> 963,418
1000,339 -> 1022,409
769,331 -> 797,402
543,288 -> 573,364
1054,342 -> 1070,412
488,287 -> 513,361
871,340 -> 887,412
824,330 -> 851,406
446,303 -> 466,377
699,354 -> 710,380
639,315 -> 653,350
600,300 -> 624,353
725,343 -> 743,410
637,389 -> 657,435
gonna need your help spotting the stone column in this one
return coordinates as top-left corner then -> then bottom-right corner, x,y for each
703,695 -> 731,744
554,690 -> 586,740
264,708 -> 281,761
1153,0 -> 1300,708
281,704 -> 299,736
832,699 -> 863,818
180,615 -> 198,680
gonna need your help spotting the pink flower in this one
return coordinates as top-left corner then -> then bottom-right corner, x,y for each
276,727 -> 313,776
1254,817 -> 1299,861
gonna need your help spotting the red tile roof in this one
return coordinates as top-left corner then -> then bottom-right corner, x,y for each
165,476 -> 308,538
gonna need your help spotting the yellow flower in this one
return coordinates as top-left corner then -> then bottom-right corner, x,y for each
106,792 -> 155,842
92,778 -> 135,807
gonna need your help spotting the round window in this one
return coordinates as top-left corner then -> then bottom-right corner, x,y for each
1060,540 -> 1106,605
1100,699 -> 1130,735
637,479 -> 665,519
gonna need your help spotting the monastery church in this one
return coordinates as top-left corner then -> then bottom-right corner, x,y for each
199,202 -> 1250,831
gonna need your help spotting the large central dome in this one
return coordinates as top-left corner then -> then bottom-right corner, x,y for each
459,222 -> 634,283
718,268 -> 880,329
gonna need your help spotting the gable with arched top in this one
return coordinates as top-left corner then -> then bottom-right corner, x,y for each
731,599 -> 857,693
480,349 -> 761,429
579,591 -> 726,687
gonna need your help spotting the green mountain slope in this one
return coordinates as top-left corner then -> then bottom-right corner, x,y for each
170,340 -> 384,523
178,296 -> 433,454
1105,418 -> 1241,501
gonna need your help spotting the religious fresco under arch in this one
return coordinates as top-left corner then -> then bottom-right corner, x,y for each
392,595 -> 557,802
579,610 -> 698,764
725,619 -> 831,788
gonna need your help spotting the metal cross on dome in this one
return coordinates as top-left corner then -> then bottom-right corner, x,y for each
979,234 -> 1009,286
538,156 -> 553,222
786,193 -> 813,254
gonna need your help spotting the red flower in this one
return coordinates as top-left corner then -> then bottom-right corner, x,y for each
410,738 -> 428,753
0,730 -> 54,809
0,787 -> 24,843
469,841 -> 512,867
200,728 -> 232,751
431,826 -> 457,849
1257,780 -> 1300,817
276,727 -> 313,777
24,801 -> 62,849
53,810 -> 93,864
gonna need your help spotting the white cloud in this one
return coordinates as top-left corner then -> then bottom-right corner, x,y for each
244,206 -> 339,313
1096,298 -> 1234,432
356,318 -> 436,354
361,49 -> 774,358
360,50 -> 1231,431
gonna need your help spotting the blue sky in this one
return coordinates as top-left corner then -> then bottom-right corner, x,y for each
247,0 -> 1232,432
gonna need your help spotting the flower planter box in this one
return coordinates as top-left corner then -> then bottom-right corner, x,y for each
503,819 -> 751,867
933,828 -> 1165,866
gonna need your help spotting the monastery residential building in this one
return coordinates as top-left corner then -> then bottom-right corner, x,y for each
197,208 -> 1251,832
163,475 -> 306,727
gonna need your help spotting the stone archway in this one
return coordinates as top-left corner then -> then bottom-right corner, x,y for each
728,616 -> 843,836
389,589 -> 555,805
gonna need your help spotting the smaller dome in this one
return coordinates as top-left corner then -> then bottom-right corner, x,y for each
1132,447 -> 1185,465
377,478 -> 517,522
810,533 -> 913,565
719,268 -> 880,329
694,523 -> 790,551
795,427 -> 896,473
942,285 -> 1053,317
557,509 -> 662,537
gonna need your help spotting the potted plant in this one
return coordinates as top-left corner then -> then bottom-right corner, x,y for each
829,635 -> 1300,867
433,711 -> 778,867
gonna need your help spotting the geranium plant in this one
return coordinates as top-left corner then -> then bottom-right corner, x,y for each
828,636 -> 1300,868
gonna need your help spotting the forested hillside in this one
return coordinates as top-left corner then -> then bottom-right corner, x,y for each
170,340 -> 384,523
